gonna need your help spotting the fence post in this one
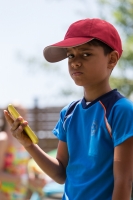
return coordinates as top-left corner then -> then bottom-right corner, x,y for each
33,98 -> 39,133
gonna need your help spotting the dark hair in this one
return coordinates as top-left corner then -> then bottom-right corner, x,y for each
88,39 -> 113,55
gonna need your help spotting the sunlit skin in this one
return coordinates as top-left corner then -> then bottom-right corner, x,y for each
67,43 -> 119,102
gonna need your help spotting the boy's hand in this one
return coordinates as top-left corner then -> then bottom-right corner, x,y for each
4,110 -> 33,148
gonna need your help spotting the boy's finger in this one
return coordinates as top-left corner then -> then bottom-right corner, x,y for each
3,110 -> 14,125
11,120 -> 27,133
12,125 -> 23,138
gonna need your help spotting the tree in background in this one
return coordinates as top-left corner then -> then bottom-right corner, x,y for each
98,0 -> 133,97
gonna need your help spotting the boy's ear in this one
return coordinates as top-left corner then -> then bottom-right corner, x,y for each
108,51 -> 119,69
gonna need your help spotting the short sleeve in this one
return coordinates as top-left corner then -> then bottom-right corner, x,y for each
110,98 -> 133,147
52,105 -> 69,142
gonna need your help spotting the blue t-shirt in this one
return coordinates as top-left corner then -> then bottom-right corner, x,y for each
53,89 -> 133,200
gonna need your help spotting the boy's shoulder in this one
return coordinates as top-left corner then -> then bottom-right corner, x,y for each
102,92 -> 133,122
99,89 -> 125,118
101,89 -> 133,109
60,100 -> 81,122
112,97 -> 133,111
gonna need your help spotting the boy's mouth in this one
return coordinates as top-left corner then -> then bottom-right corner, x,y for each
72,71 -> 83,77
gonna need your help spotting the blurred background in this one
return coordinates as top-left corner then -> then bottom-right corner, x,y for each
0,0 -> 133,199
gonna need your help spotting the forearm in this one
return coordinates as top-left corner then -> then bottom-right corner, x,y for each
112,179 -> 132,200
25,144 -> 66,184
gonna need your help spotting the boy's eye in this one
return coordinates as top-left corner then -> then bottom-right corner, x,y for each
67,54 -> 74,59
83,53 -> 91,57
67,53 -> 91,59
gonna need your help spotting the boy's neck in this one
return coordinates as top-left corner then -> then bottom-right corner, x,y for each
84,85 -> 112,102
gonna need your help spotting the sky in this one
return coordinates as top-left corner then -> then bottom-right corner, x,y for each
0,0 -> 103,108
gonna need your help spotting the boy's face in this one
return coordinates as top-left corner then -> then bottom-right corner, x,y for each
67,43 -> 115,89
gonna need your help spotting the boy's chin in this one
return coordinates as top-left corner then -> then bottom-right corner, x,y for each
74,81 -> 84,87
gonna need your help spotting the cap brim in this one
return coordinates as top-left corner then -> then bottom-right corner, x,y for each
43,37 -> 93,63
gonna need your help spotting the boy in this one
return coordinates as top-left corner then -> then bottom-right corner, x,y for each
4,18 -> 133,200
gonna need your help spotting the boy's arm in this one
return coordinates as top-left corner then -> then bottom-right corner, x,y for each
112,137 -> 133,200
4,110 -> 68,184
25,141 -> 68,184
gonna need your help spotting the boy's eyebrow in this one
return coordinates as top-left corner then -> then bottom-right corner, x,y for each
78,47 -> 94,51
66,47 -> 94,52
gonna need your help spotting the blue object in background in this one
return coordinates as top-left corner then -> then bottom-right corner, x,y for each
44,182 -> 64,197
30,181 -> 64,200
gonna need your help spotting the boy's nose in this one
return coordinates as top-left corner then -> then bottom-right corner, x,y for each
71,62 -> 81,69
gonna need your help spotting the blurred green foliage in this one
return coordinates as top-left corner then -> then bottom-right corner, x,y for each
99,0 -> 133,97
110,77 -> 133,97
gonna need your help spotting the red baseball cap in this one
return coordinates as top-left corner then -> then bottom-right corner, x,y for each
43,18 -> 123,63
